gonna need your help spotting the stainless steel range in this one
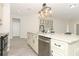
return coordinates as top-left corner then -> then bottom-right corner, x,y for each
38,35 -> 51,56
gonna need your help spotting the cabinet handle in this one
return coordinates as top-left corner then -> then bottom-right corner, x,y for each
39,39 -> 50,43
54,43 -> 61,47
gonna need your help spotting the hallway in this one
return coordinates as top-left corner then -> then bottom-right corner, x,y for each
8,37 -> 37,56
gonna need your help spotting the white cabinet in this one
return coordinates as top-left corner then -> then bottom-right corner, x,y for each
51,39 -> 68,56
27,32 -> 33,47
32,34 -> 38,54
51,39 -> 79,56
27,32 -> 38,54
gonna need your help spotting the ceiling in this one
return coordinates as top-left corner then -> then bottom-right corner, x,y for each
10,3 -> 79,20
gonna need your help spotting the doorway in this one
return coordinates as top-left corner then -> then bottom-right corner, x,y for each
12,18 -> 20,38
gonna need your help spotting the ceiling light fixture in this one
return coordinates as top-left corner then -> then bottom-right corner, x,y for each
38,3 -> 53,19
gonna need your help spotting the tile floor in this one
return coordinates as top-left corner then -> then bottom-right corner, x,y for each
8,37 -> 37,56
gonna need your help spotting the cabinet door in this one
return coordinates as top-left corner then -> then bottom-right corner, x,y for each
27,32 -> 30,44
30,33 -> 33,47
33,34 -> 38,54
51,39 -> 68,56
27,32 -> 33,47
32,34 -> 38,53
27,33 -> 38,54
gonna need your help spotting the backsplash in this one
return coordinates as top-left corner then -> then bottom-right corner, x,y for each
39,19 -> 54,33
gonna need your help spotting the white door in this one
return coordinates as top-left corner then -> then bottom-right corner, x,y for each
12,18 -> 20,37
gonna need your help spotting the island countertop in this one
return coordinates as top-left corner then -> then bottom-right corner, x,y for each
38,33 -> 79,44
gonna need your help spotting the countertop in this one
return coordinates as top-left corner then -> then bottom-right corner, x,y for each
38,33 -> 79,44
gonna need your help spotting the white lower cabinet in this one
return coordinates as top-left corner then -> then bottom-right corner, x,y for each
27,32 -> 33,47
32,35 -> 38,54
27,32 -> 38,54
51,39 -> 79,56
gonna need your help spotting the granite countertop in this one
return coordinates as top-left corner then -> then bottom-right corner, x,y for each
38,33 -> 79,44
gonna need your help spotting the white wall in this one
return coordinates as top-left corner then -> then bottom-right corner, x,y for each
53,18 -> 67,33
69,19 -> 79,34
63,19 -> 79,34
20,16 -> 29,38
1,4 -> 10,51
2,4 -> 10,33
25,14 -> 39,33
0,4 -> 3,33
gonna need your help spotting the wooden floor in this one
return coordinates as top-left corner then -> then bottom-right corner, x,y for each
8,37 -> 37,56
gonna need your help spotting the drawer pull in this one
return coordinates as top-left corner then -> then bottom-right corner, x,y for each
54,43 -> 61,47
39,39 -> 50,43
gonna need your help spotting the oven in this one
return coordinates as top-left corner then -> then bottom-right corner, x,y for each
38,35 -> 51,56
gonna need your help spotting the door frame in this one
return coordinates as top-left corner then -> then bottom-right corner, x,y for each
12,18 -> 21,38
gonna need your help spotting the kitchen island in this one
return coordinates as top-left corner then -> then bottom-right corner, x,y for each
39,33 -> 79,56
39,33 -> 79,44
27,32 -> 79,56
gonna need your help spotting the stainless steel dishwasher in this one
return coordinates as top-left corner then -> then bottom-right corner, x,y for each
38,35 -> 51,56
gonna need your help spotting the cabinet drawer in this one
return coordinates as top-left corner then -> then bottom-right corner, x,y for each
51,39 -> 68,51
52,46 -> 67,56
